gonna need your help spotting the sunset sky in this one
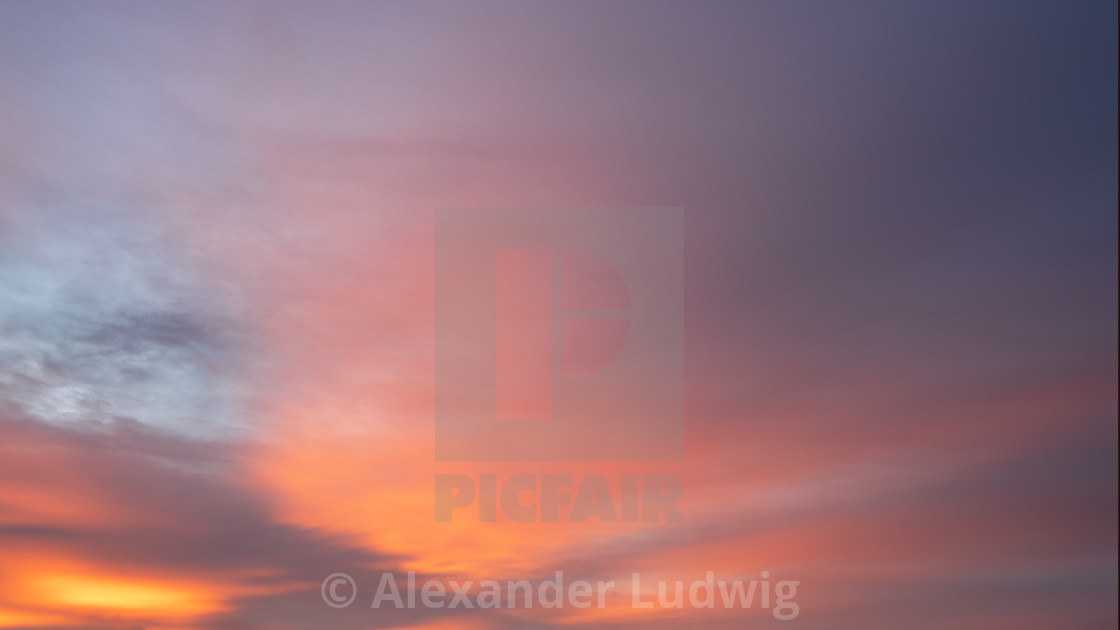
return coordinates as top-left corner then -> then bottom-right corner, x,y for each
0,1 -> 1116,629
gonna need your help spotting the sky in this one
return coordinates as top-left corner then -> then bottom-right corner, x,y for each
0,1 -> 1116,629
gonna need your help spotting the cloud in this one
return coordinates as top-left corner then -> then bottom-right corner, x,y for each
0,203 -> 249,438
0,409 -> 483,629
0,1 -> 1114,628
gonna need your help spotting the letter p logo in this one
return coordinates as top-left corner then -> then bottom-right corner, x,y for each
435,208 -> 682,462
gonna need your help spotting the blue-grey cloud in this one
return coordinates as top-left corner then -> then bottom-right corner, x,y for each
0,203 -> 248,437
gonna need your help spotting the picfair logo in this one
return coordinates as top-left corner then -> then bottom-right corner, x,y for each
434,208 -> 682,463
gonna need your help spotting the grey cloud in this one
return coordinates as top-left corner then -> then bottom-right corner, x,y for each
0,203 -> 248,438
